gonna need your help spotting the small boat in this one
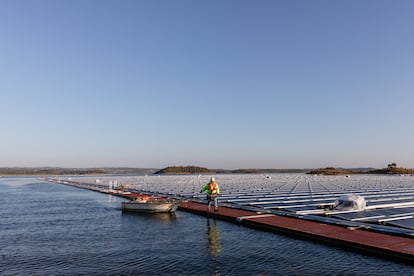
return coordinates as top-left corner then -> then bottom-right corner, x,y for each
121,196 -> 180,213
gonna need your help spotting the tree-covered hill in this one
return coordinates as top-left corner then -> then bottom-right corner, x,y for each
307,163 -> 414,175
367,163 -> 414,175
154,166 -> 214,174
307,167 -> 355,175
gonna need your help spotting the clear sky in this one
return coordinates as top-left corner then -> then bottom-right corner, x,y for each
1,0 -> 414,169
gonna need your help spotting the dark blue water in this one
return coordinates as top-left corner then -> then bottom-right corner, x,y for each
1,177 -> 412,275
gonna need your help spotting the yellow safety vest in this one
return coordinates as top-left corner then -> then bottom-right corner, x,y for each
209,182 -> 219,195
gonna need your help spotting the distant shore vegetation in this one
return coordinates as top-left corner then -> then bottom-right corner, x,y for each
0,167 -> 157,176
1,163 -> 413,176
367,163 -> 414,175
154,166 -> 214,174
154,166 -> 307,174
307,167 -> 355,175
307,163 -> 414,175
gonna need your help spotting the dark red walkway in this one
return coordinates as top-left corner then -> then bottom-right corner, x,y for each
179,201 -> 414,264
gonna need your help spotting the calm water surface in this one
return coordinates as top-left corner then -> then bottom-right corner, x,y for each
1,177 -> 413,275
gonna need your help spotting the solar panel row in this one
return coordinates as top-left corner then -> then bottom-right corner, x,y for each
69,173 -> 414,231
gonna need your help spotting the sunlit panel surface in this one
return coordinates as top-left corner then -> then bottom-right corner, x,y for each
65,174 -> 414,234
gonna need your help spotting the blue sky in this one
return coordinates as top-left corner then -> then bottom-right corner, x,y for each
1,0 -> 414,169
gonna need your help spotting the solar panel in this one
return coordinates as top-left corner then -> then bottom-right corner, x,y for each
67,174 -> 414,233
386,218 -> 414,229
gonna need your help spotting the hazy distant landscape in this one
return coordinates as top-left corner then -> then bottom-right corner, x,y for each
0,166 -> 310,175
0,163 -> 412,175
0,167 -> 158,175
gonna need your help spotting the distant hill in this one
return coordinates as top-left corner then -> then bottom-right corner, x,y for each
154,166 -> 214,174
155,167 -> 308,175
216,168 -> 309,174
307,167 -> 355,175
307,163 -> 414,175
367,163 -> 414,175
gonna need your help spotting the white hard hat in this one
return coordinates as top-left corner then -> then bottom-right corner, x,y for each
210,177 -> 215,182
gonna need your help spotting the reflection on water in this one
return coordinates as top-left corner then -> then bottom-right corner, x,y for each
206,218 -> 221,257
122,212 -> 177,223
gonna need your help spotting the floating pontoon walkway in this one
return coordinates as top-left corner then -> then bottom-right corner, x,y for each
179,201 -> 414,264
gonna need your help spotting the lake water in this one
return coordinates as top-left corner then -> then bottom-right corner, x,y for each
1,177 -> 413,275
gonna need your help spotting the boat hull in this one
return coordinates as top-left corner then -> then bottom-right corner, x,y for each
121,200 -> 180,213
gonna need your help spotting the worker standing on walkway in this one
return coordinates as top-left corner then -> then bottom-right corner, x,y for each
200,177 -> 220,212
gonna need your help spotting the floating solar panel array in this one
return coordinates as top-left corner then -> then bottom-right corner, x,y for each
68,174 -> 414,232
